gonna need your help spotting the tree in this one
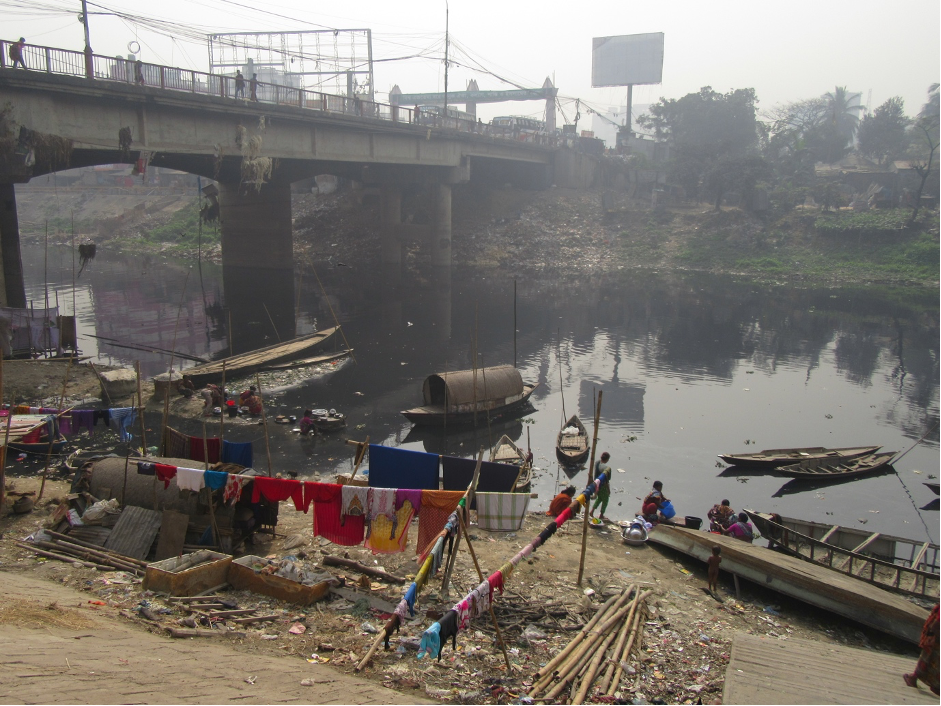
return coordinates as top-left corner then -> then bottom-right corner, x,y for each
857,97 -> 911,166
823,86 -> 864,151
908,84 -> 940,226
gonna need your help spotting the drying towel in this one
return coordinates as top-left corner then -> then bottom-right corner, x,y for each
136,462 -> 155,476
341,486 -> 369,524
204,470 -> 228,491
39,408 -> 71,436
109,407 -> 137,442
368,487 -> 397,523
488,571 -> 504,596
537,521 -> 558,546
440,456 -> 518,507
475,492 -> 530,532
395,488 -> 423,513
252,476 -> 305,511
155,463 -> 177,489
367,444 -> 440,490
308,482 -> 364,546
221,440 -> 253,468
224,475 -> 249,505
454,597 -> 472,630
190,436 -> 221,464
176,467 -> 206,492
498,560 -> 515,582
394,598 -> 410,621
366,499 -> 416,555
165,427 -> 189,459
474,579 -> 491,616
418,622 -> 441,660
416,490 -> 464,558
70,409 -> 95,434
414,552 -> 433,592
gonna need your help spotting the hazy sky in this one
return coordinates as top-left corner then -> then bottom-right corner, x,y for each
7,0 -> 940,125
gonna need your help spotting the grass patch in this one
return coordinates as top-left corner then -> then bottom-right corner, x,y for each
142,199 -> 220,248
814,208 -> 910,236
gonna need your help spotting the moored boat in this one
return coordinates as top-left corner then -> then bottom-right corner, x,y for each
180,326 -> 342,387
311,409 -> 346,432
777,451 -> 897,480
744,510 -> 939,600
556,415 -> 590,465
925,482 -> 940,496
489,434 -> 532,492
401,366 -> 538,427
718,445 -> 882,468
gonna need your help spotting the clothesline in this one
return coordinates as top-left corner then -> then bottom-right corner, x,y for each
13,405 -> 138,442
415,471 -> 609,661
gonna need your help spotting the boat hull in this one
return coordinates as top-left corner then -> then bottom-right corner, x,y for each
777,451 -> 896,480
718,445 -> 882,468
556,415 -> 590,465
8,439 -> 68,455
402,384 -> 537,427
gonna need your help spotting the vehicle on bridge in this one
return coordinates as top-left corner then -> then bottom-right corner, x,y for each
415,105 -> 476,130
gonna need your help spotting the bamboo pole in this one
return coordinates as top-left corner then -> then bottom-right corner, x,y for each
0,350 -> 5,512
255,374 -> 272,474
135,361 -> 147,452
121,454 -> 130,504
599,592 -> 642,693
219,362 -> 226,443
347,435 -> 369,484
571,612 -> 623,704
456,508 -> 511,671
577,389 -> 603,586
607,594 -> 650,696
440,449 -> 483,596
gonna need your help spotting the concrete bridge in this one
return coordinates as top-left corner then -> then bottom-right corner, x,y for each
0,42 -> 597,308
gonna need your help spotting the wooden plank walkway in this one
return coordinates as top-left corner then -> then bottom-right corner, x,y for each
647,525 -> 930,644
723,632 -> 935,704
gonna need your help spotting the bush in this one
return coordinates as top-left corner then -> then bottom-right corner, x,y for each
814,209 -> 910,236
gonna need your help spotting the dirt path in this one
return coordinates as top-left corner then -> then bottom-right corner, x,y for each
0,571 -> 429,705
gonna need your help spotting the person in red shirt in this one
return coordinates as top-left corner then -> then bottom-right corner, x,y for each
9,38 -> 27,70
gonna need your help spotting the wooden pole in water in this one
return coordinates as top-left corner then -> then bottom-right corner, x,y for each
219,362 -> 226,444
558,329 -> 566,424
577,389 -> 602,587
71,211 -> 76,316
256,374 -> 272,474
347,435 -> 369,484
135,361 -> 147,452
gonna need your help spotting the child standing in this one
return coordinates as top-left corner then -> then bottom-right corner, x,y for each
707,545 -> 722,594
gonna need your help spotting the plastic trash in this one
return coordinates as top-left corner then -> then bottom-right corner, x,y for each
763,605 -> 781,616
522,624 -> 548,642
361,621 -> 378,634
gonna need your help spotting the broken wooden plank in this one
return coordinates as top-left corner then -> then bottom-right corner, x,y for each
321,555 -> 406,584
154,510 -> 190,561
228,614 -> 279,625
104,505 -> 162,561
166,627 -> 246,639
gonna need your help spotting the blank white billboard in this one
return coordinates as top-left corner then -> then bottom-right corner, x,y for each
592,33 -> 664,87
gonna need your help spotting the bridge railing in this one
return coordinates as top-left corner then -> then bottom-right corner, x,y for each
0,39 -> 507,141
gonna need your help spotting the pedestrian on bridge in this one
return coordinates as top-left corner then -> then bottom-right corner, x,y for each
134,59 -> 145,85
249,73 -> 258,102
9,38 -> 27,69
235,70 -> 245,99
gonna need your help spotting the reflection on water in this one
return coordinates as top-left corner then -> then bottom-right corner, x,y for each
21,246 -> 939,542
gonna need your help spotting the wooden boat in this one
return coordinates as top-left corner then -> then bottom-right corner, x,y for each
401,365 -> 538,426
718,445 -> 881,468
744,510 -> 939,600
925,482 -> 940,496
181,326 -> 342,386
311,409 -> 346,432
777,451 -> 897,480
646,523 -> 930,645
489,434 -> 532,492
3,414 -> 67,455
7,438 -> 68,455
556,415 -> 589,465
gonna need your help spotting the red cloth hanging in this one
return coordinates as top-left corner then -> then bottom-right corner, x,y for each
306,482 -> 365,546
251,476 -> 304,511
155,463 -> 177,489
189,436 -> 221,464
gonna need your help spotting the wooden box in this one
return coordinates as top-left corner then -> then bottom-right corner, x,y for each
142,550 -> 232,596
227,555 -> 332,605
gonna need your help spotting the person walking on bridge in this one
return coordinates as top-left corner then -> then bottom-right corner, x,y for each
249,73 -> 258,102
234,70 -> 245,99
9,38 -> 27,69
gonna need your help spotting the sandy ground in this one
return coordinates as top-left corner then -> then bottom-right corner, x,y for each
0,475 -> 920,705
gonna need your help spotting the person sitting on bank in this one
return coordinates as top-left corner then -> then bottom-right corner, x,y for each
641,481 -> 668,522
547,486 -> 577,517
176,374 -> 195,398
239,386 -> 256,407
723,512 -> 755,543
241,391 -> 262,416
200,383 -> 224,416
299,409 -> 315,435
708,499 -> 736,532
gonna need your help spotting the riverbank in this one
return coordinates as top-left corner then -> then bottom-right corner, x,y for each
17,182 -> 939,288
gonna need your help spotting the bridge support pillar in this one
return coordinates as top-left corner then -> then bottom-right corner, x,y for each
380,184 -> 403,265
432,183 -> 452,268
218,181 -> 294,271
0,184 -> 26,308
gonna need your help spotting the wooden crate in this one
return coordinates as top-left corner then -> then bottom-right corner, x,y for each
228,556 -> 332,605
142,550 -> 232,596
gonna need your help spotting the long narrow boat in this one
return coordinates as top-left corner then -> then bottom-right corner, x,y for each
925,482 -> 940,496
180,326 -> 342,386
777,451 -> 897,480
646,524 -> 930,645
744,510 -> 939,600
490,434 -> 532,492
556,415 -> 590,465
401,366 -> 538,427
718,445 -> 881,468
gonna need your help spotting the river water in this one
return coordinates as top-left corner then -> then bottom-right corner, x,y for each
23,245 -> 940,543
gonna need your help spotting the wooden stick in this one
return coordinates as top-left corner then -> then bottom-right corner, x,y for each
255,373 -> 272,474
440,449 -> 483,596
121,454 -> 130,504
577,389 -> 603,586
0,350 -> 7,513
599,592 -> 642,693
30,539 -> 143,574
228,613 -> 278,625
166,627 -> 244,639
607,594 -> 649,696
135,360 -> 147,451
219,361 -> 226,443
457,507 -> 512,671
347,435 -> 369,484
321,554 -> 405,583
87,361 -> 112,406
15,541 -> 110,570
44,531 -> 148,566
571,610 -> 624,704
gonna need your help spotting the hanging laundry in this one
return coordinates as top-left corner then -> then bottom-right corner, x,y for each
440,456 -> 518,500
436,610 -> 459,661
164,427 -> 189,459
341,486 -> 368,524
395,488 -> 422,514
251,476 -> 304,511
403,582 -> 418,616
204,470 -> 228,491
93,410 -> 111,428
418,622 -> 441,660
221,440 -> 253,468
70,409 -> 95,435
416,490 -> 464,557
38,408 -> 71,436
366,499 -> 416,554
488,570 -> 504,596
189,436 -> 221,464
155,463 -> 177,489
109,407 -> 137,443
472,579 -> 491,618
308,482 -> 364,546
224,474 -> 249,505
475,492 -> 530,532
367,444 -> 440,490
136,461 -> 155,476
176,467 -> 206,492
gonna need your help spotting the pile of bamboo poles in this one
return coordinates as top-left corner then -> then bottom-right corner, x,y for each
15,529 -> 147,576
527,585 -> 651,705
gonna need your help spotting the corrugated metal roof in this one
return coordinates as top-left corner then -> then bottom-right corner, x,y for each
104,505 -> 162,560
422,366 -> 523,407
